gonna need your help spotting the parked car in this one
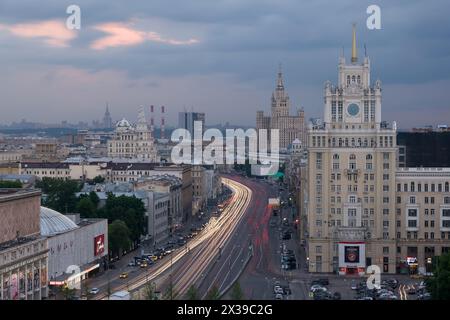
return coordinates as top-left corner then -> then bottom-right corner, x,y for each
417,292 -> 431,300
89,288 -> 100,295
274,293 -> 283,300
274,286 -> 284,295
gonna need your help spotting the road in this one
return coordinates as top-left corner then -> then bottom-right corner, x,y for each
91,175 -> 255,300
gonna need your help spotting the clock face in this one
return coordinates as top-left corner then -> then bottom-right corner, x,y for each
347,103 -> 360,116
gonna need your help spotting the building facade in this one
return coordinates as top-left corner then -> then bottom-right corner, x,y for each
0,189 -> 49,300
40,208 -> 108,285
307,27 -> 398,275
108,107 -> 158,161
178,112 -> 205,137
395,168 -> 450,274
256,67 -> 307,150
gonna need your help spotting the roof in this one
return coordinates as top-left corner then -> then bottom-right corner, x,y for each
40,206 -> 79,236
21,162 -> 70,169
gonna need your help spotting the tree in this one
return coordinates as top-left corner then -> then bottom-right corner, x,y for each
185,285 -> 199,300
108,220 -> 131,258
104,194 -> 146,247
0,180 -> 22,188
427,253 -> 450,299
88,191 -> 100,207
163,282 -> 178,300
205,285 -> 220,300
92,175 -> 105,184
230,282 -> 244,300
76,197 -> 96,218
61,285 -> 76,300
143,282 -> 157,300
36,177 -> 81,213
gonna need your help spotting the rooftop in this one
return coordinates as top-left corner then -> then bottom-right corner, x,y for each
40,206 -> 79,236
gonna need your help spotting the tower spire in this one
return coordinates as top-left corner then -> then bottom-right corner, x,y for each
351,23 -> 358,63
277,63 -> 284,89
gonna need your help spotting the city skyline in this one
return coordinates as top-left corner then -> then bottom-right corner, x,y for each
0,1 -> 449,128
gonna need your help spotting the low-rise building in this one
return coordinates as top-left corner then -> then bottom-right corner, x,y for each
40,208 -> 108,286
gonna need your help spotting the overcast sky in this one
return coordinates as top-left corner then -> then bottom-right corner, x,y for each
0,0 -> 449,128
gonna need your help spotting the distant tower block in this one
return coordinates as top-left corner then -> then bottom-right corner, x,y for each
150,105 -> 155,133
161,105 -> 166,139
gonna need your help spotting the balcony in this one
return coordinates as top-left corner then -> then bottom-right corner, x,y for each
333,226 -> 370,241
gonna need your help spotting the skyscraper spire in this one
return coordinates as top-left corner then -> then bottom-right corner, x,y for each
351,23 -> 358,64
277,63 -> 284,90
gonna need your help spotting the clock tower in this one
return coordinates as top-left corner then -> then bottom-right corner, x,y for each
324,24 -> 382,128
307,25 -> 398,275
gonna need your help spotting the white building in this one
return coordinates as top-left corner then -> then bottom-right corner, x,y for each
40,208 -> 108,286
108,107 -> 158,161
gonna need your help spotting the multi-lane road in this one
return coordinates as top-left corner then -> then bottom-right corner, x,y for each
91,175 -> 268,300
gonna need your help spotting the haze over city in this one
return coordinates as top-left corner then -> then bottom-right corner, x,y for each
1,0 -> 449,128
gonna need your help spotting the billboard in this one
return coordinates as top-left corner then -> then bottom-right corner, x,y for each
338,242 -> 366,269
344,246 -> 360,263
94,234 -> 105,256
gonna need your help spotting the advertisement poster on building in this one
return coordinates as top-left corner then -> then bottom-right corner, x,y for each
344,246 -> 360,263
94,234 -> 105,256
10,273 -> 18,300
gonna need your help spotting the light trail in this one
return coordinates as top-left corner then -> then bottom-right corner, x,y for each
95,177 -> 252,300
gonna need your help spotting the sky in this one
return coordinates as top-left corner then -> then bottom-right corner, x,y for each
0,0 -> 449,129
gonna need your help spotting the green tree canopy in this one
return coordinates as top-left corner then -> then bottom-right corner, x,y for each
36,178 -> 81,213
0,180 -> 22,188
108,219 -> 131,257
185,285 -> 199,300
205,285 -> 220,300
427,253 -> 450,300
230,282 -> 244,300
104,194 -> 146,244
76,197 -> 97,218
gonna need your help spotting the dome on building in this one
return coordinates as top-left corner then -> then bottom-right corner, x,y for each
116,118 -> 131,128
40,207 -> 79,236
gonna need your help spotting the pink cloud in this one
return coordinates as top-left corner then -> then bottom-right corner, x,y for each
91,22 -> 199,50
0,20 -> 76,47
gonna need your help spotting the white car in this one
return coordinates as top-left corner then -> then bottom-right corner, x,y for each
275,293 -> 283,300
89,288 -> 100,295
274,286 -> 284,295
310,285 -> 327,293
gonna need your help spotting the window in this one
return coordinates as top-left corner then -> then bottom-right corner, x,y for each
408,220 -> 417,228
445,197 -> 450,204
409,196 -> 416,204
408,209 -> 417,217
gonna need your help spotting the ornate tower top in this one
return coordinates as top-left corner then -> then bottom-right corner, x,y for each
351,23 -> 358,64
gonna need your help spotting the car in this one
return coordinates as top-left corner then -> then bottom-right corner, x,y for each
119,272 -> 128,279
274,286 -> 284,295
407,287 -> 417,295
89,288 -> 100,295
357,296 -> 373,300
351,281 -> 358,290
275,293 -> 283,300
417,293 -> 431,300
127,261 -> 136,267
310,285 -> 327,293
140,261 -> 148,268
